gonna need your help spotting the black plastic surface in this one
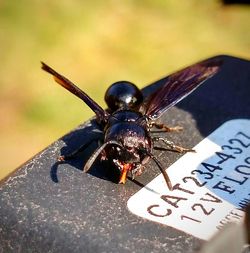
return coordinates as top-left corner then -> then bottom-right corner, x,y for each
0,55 -> 249,253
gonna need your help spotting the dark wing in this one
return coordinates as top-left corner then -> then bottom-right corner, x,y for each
144,59 -> 221,120
41,62 -> 109,123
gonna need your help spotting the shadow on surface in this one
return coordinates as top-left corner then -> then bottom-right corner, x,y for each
50,119 -> 120,184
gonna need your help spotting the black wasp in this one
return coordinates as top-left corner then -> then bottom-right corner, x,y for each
41,59 -> 220,190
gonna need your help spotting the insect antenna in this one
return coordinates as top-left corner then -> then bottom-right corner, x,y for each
145,151 -> 172,190
83,140 -> 123,173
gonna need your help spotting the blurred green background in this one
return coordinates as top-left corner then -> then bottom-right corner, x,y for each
0,0 -> 249,179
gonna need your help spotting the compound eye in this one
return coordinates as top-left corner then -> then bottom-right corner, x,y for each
105,81 -> 143,111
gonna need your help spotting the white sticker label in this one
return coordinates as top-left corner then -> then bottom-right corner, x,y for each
127,119 -> 250,240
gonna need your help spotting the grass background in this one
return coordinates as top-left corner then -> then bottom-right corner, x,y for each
0,0 -> 249,179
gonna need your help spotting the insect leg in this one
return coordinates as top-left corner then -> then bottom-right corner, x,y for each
130,163 -> 144,180
153,137 -> 195,153
151,122 -> 183,132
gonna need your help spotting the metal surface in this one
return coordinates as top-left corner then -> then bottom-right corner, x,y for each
0,55 -> 249,253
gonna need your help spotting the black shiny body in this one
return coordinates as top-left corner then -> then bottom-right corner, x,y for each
102,82 -> 153,178
41,59 -> 221,190
104,110 -> 151,170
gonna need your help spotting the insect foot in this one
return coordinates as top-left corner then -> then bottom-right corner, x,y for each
57,156 -> 65,162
